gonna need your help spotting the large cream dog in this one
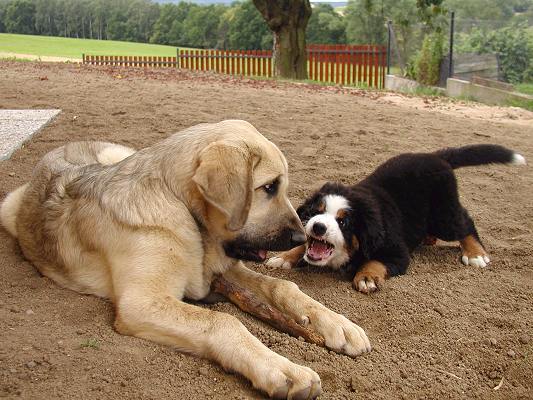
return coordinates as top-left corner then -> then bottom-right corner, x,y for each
1,120 -> 370,399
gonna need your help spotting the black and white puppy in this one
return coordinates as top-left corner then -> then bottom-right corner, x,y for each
267,145 -> 526,293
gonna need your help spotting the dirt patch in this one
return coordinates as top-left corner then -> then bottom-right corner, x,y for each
0,52 -> 81,63
0,61 -> 532,400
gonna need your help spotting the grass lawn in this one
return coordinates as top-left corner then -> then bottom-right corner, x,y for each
0,33 -> 179,59
515,82 -> 533,96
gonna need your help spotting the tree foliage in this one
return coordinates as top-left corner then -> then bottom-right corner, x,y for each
456,24 -> 533,83
4,0 -> 35,34
0,0 -> 273,49
307,4 -> 346,44
413,31 -> 445,85
224,1 -> 271,49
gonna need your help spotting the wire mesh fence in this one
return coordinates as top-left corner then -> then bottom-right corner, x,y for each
388,13 -> 533,88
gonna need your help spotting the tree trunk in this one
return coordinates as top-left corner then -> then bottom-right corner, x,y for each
253,0 -> 312,80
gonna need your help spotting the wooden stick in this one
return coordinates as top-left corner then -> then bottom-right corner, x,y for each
211,275 -> 325,347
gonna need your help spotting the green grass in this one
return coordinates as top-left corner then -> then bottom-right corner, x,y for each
506,97 -> 533,112
515,82 -> 533,96
0,33 -> 179,59
80,338 -> 100,349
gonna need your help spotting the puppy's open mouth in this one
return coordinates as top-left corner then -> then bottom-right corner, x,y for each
306,237 -> 334,261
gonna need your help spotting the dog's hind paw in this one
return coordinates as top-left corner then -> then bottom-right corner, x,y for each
461,254 -> 490,268
266,256 -> 294,270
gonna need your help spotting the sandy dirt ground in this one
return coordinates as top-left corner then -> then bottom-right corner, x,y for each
0,61 -> 532,400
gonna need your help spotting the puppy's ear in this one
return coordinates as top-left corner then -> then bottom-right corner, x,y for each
296,192 -> 322,222
353,195 -> 385,258
193,141 -> 258,231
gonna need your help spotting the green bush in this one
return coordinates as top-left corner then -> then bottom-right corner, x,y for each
413,32 -> 446,85
456,23 -> 533,84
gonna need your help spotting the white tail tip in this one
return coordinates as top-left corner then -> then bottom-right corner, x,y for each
511,153 -> 526,165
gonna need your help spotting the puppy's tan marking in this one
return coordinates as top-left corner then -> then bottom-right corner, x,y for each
353,260 -> 388,294
336,208 -> 347,219
317,202 -> 325,213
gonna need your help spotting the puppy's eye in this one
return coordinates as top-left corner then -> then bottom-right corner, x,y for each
337,217 -> 348,228
262,179 -> 279,195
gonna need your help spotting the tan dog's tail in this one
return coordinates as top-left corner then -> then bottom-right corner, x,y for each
1,183 -> 28,238
95,143 -> 135,166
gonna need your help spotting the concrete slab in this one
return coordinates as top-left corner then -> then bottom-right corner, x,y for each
0,109 -> 61,161
446,78 -> 533,105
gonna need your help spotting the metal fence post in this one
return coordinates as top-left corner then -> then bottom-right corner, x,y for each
387,20 -> 391,75
448,11 -> 455,78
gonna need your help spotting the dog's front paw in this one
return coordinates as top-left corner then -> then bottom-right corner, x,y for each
461,253 -> 490,268
266,245 -> 306,270
460,235 -> 490,268
266,256 -> 294,270
304,308 -> 371,357
252,357 -> 321,399
352,260 -> 388,294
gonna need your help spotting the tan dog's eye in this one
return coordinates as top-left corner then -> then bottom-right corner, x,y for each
262,179 -> 279,196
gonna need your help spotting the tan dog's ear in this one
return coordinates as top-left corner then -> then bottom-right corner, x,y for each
193,141 -> 257,231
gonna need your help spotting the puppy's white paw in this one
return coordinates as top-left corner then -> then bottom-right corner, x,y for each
354,278 -> 378,293
266,256 -> 293,270
461,254 -> 490,268
253,357 -> 321,400
352,261 -> 387,294
305,309 -> 371,357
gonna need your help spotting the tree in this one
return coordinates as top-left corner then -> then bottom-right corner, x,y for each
150,2 -> 192,45
225,1 -> 272,50
0,0 -> 8,32
253,0 -> 312,79
307,4 -> 346,44
4,0 -> 36,34
345,0 -> 388,44
181,4 -> 225,48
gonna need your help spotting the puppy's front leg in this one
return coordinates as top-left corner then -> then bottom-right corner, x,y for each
224,262 -> 371,357
266,245 -> 306,269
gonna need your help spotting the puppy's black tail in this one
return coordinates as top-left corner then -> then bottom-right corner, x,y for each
435,144 -> 526,169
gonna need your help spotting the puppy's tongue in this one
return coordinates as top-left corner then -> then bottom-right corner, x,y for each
257,250 -> 267,261
308,241 -> 331,259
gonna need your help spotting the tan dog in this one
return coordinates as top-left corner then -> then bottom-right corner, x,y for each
1,120 -> 370,399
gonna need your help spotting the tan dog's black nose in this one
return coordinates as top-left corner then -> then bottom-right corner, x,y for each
291,230 -> 307,246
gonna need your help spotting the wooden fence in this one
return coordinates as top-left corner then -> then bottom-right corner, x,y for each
83,54 -> 177,67
83,45 -> 387,88
179,49 -> 273,78
307,44 -> 387,88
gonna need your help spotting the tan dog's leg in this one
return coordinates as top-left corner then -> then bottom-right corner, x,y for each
112,256 -> 320,399
352,260 -> 388,294
460,234 -> 490,268
266,245 -> 306,269
224,262 -> 371,357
